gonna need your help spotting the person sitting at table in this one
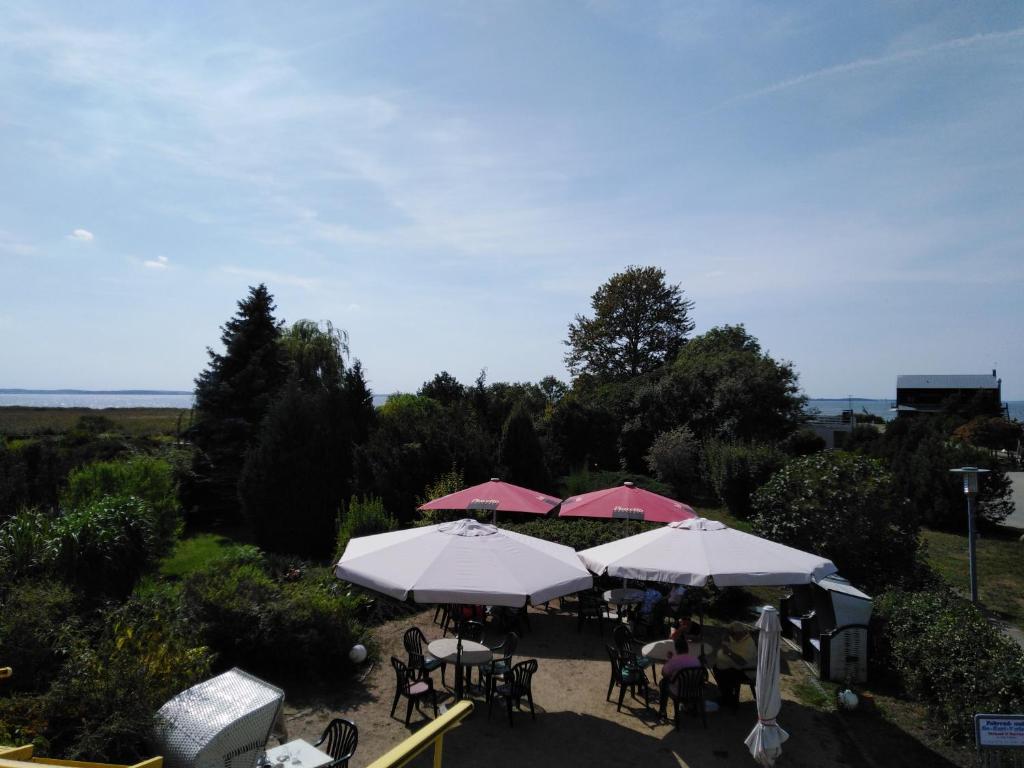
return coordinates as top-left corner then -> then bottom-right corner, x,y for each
670,614 -> 702,641
657,635 -> 701,717
712,621 -> 757,709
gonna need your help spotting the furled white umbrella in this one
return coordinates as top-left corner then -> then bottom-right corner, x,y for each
577,517 -> 837,587
744,606 -> 789,766
335,518 -> 593,699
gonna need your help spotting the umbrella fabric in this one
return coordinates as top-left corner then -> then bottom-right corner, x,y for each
334,518 -> 592,607
558,482 -> 697,523
744,607 -> 789,766
418,478 -> 560,516
577,517 -> 837,586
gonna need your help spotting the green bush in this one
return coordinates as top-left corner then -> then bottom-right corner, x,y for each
751,451 -> 920,593
336,495 -> 397,557
874,587 -> 1024,741
560,469 -> 673,499
499,517 -> 658,551
180,551 -> 365,685
0,580 -> 79,693
0,508 -> 53,579
645,425 -> 699,499
702,440 -> 785,518
63,456 -> 182,556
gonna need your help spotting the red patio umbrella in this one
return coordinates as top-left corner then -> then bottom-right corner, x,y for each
418,477 -> 561,518
558,481 -> 697,524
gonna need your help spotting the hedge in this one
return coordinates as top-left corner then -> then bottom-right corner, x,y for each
498,517 -> 658,551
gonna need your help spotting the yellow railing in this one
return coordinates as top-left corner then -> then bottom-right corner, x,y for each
365,701 -> 474,768
0,746 -> 161,768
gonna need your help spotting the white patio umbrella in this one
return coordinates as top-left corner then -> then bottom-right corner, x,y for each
335,518 -> 593,698
744,607 -> 789,766
577,517 -> 837,587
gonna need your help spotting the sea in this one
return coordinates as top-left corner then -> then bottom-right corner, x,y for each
1,391 -> 1022,421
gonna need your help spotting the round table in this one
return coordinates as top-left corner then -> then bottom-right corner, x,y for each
427,639 -> 492,701
603,588 -> 645,606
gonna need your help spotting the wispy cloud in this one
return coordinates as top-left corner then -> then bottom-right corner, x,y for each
67,228 -> 94,242
143,255 -> 169,269
711,26 -> 1024,111
221,266 -> 320,291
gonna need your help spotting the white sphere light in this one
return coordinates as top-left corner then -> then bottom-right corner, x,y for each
837,689 -> 859,710
349,644 -> 368,664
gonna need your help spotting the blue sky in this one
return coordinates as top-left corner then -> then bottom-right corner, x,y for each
1,2 -> 1022,398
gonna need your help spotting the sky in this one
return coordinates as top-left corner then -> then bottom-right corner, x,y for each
1,1 -> 1022,399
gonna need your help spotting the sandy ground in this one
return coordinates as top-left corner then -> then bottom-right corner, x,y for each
279,604 -> 859,768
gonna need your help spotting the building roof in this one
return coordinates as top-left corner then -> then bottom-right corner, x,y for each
897,374 -> 998,390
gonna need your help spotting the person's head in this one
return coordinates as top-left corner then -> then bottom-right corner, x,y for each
679,615 -> 693,628
673,635 -> 689,654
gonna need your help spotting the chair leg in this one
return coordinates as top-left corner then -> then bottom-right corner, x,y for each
488,690 -> 495,719
405,696 -> 415,726
441,663 -> 447,688
527,689 -> 535,720
507,694 -> 514,726
432,690 -> 439,720
606,674 -> 615,702
617,683 -> 628,712
390,689 -> 401,718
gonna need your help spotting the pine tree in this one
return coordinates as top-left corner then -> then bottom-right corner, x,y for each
498,402 -> 551,492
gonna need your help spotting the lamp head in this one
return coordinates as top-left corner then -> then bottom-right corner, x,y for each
949,466 -> 990,495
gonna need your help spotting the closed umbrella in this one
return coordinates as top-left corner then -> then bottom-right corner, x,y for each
335,518 -> 593,698
578,517 -> 837,587
559,481 -> 696,523
744,607 -> 789,766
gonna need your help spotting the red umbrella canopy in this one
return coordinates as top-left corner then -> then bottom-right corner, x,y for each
418,478 -> 561,515
558,481 -> 697,524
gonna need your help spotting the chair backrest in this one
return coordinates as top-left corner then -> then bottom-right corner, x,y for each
318,719 -> 358,763
459,620 -> 485,643
612,624 -> 634,651
509,659 -> 537,693
403,627 -> 426,658
671,666 -> 708,700
605,644 -> 631,679
390,656 -> 413,691
499,632 -> 519,663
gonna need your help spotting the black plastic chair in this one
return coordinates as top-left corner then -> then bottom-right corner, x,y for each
481,632 -> 519,703
488,658 -> 537,726
403,626 -> 444,684
605,645 -> 650,712
313,718 -> 358,768
389,657 -> 438,726
577,591 -> 610,635
664,666 -> 708,729
613,624 -> 653,680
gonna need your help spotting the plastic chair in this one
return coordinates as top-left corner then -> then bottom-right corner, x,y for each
488,658 -> 537,726
389,657 -> 438,726
605,645 -> 651,712
577,591 -> 611,635
613,624 -> 653,679
313,718 -> 358,768
403,627 -> 444,684
481,632 -> 519,703
664,667 -> 708,729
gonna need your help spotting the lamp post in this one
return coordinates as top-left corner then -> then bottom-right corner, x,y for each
949,466 -> 990,604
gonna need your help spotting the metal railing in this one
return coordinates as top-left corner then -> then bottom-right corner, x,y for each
365,701 -> 474,768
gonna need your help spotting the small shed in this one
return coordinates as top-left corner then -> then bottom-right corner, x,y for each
152,668 -> 283,768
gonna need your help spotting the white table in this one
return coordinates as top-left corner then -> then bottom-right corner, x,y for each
266,739 -> 333,768
603,588 -> 645,606
427,638 -> 492,701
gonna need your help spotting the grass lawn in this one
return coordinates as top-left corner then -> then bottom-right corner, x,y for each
0,406 -> 189,437
923,525 -> 1024,629
159,533 -> 247,579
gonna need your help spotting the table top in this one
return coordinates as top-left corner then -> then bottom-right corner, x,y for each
603,588 -> 645,604
643,638 -> 714,661
427,638 -> 493,665
266,740 -> 334,768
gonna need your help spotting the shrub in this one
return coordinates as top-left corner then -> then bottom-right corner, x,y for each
63,456 -> 182,556
560,469 -> 673,499
499,517 -> 658,551
702,440 -> 785,518
874,587 -> 1024,741
645,425 -> 699,499
751,451 -> 920,593
336,495 -> 396,558
416,467 -> 469,525
0,508 -> 53,579
0,580 -> 79,693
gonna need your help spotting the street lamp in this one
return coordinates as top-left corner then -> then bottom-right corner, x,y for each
949,466 -> 990,604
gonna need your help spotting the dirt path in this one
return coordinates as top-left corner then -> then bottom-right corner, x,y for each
279,605 -> 873,768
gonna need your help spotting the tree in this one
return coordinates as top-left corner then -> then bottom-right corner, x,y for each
565,265 -> 695,380
419,371 -> 466,407
280,319 -> 348,390
751,452 -> 921,593
498,402 -> 552,492
187,285 -> 287,521
645,426 -> 699,499
702,439 -> 786,518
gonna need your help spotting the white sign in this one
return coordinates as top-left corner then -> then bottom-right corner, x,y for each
612,506 -> 644,521
976,714 -> 1024,748
468,498 -> 499,510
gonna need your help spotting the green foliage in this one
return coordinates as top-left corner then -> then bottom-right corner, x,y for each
336,495 -> 396,558
751,451 -> 920,593
875,587 -> 1024,741
280,319 -> 348,390
565,265 -> 695,380
544,396 -> 619,475
780,428 -> 827,457
644,425 -> 699,499
159,533 -> 248,579
180,552 -> 364,684
0,580 -> 79,693
499,517 -> 658,551
952,415 -> 1023,452
418,371 -> 466,406
560,469 -> 673,498
498,402 -> 552,492
702,440 -> 785,518
0,507 -> 52,577
416,467 -> 470,525
63,456 -> 181,557
239,381 -> 352,557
